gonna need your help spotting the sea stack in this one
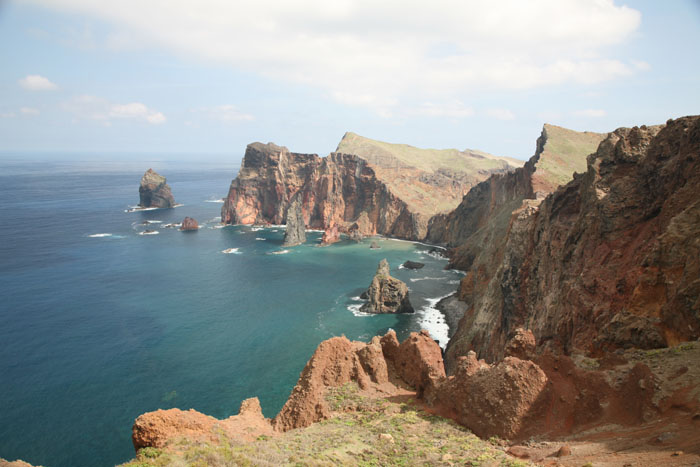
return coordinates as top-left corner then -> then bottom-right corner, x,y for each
282,194 -> 306,247
320,224 -> 340,246
139,169 -> 175,208
180,217 -> 199,231
360,259 -> 414,314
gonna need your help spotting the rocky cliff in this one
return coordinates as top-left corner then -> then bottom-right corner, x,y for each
445,116 -> 700,366
138,169 -> 175,208
222,135 -> 522,241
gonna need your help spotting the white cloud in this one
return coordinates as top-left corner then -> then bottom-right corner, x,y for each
19,74 -> 58,91
63,95 -> 166,125
194,105 -> 254,123
109,102 -> 166,124
0,111 -> 16,118
24,0 -> 643,114
20,107 -> 40,115
574,109 -> 607,118
486,108 -> 515,120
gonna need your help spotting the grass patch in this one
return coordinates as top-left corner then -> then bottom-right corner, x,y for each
122,392 -> 533,466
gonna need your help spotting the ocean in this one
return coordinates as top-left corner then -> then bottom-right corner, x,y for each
0,158 -> 462,467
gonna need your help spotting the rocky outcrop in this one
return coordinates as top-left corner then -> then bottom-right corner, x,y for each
222,135 -> 522,241
282,193 -> 306,246
179,217 -> 198,231
132,397 -> 273,451
359,259 -> 414,314
431,352 -> 548,439
139,169 -> 175,208
445,116 -> 700,366
402,260 -> 424,269
0,460 -> 37,467
319,223 -> 339,246
274,329 -> 444,431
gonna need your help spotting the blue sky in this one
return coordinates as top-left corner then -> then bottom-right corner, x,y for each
0,0 -> 698,161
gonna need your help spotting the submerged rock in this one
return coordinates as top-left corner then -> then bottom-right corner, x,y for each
282,193 -> 306,246
139,169 -> 175,208
360,259 -> 414,314
402,260 -> 425,269
370,241 -> 381,249
180,217 -> 199,231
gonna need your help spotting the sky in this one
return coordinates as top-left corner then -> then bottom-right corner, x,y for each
0,0 -> 699,162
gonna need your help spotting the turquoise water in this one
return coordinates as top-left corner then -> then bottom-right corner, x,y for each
0,159 -> 461,466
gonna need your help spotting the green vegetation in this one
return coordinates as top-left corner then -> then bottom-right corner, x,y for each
337,132 -> 521,174
336,132 -> 524,216
644,341 -> 696,359
535,124 -> 607,189
121,392 -> 530,466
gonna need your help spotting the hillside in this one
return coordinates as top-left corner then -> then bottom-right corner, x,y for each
336,131 -> 523,216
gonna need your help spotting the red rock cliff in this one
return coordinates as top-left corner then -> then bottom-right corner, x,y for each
445,116 -> 700,366
221,143 -> 421,239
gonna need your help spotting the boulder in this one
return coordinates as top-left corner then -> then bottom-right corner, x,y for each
360,259 -> 414,314
402,260 -> 425,269
180,217 -> 199,231
139,169 -> 175,208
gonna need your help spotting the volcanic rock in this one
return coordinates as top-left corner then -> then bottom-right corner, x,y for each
221,136 -> 521,240
274,335 -> 393,431
319,223 -> 339,246
504,328 -> 536,360
139,168 -> 175,208
359,259 -> 414,314
402,260 -> 424,269
434,354 -> 548,439
132,397 -> 273,451
442,116 -> 700,366
282,193 -> 306,246
179,217 -> 198,231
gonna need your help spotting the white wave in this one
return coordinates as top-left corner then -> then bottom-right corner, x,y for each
350,296 -> 366,301
409,276 -> 443,282
418,249 -> 449,260
221,248 -> 240,254
163,223 -> 181,228
448,269 -> 467,276
448,280 -> 461,285
398,264 -> 406,269
125,206 -> 158,213
139,230 -> 159,236
417,293 -> 454,349
88,233 -> 112,238
348,303 -> 373,317
255,237 -> 266,241
204,199 -> 225,203
251,227 -> 264,231
210,224 -> 225,229
306,229 -> 324,232
271,229 -> 279,232
267,249 -> 290,255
